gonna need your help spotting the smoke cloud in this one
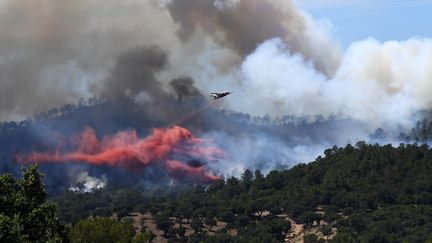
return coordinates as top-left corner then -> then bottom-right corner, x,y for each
2,0 -> 427,130
100,46 -> 169,103
170,77 -> 202,102
0,0 -> 340,121
18,126 -> 223,183
69,171 -> 107,192
0,0 -> 176,121
164,0 -> 340,75
238,37 -> 432,127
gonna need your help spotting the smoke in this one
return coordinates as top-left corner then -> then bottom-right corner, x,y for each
237,37 -> 432,128
100,46 -> 169,103
203,119 -> 368,176
0,0 -> 176,121
0,0 -> 430,130
18,126 -> 223,183
69,171 -> 107,192
170,77 -> 202,102
0,0 -> 340,121
164,0 -> 340,75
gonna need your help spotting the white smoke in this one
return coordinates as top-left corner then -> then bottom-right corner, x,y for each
236,37 -> 432,128
69,171 -> 107,192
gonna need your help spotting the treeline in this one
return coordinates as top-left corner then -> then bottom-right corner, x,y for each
399,119 -> 432,142
215,109 -> 341,126
0,99 -> 342,134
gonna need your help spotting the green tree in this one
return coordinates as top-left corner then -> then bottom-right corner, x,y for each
321,225 -> 332,239
304,234 -> 318,243
191,216 -> 204,233
241,169 -> 254,190
132,231 -> 154,243
0,165 -> 66,243
154,212 -> 173,236
300,211 -> 320,226
68,217 -> 135,243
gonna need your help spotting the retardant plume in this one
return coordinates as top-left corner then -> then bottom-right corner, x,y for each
17,126 -> 224,183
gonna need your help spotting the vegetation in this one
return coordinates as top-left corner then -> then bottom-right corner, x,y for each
50,142 -> 432,242
0,165 -> 67,242
55,187 -> 147,224
3,142 -> 432,242
399,118 -> 432,142
147,142 -> 432,242
68,217 -> 154,243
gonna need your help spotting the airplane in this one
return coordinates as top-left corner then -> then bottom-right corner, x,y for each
211,91 -> 232,100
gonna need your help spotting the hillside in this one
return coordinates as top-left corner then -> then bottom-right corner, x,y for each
0,101 -> 366,195
52,142 -> 432,242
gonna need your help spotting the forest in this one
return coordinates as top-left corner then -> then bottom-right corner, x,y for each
2,141 -> 432,242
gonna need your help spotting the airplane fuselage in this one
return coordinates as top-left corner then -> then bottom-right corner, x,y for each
211,91 -> 232,99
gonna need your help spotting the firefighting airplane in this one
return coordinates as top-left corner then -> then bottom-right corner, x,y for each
211,91 -> 232,100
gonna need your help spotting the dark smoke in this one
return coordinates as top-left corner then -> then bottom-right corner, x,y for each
100,46 -> 169,103
165,0 -> 339,75
0,0 -> 340,121
170,77 -> 202,102
96,45 -> 207,125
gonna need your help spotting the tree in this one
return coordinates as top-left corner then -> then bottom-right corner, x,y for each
191,216 -> 204,233
208,232 -> 237,243
68,217 -> 135,243
299,211 -> 320,226
132,231 -> 155,243
266,218 -> 291,240
177,226 -> 186,237
236,214 -> 249,228
241,169 -> 253,190
321,225 -> 332,239
0,165 -> 66,243
154,212 -> 173,236
304,234 -> 318,243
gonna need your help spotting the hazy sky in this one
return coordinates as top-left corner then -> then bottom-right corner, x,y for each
296,0 -> 432,47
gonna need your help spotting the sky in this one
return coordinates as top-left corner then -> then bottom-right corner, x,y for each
296,0 -> 432,47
